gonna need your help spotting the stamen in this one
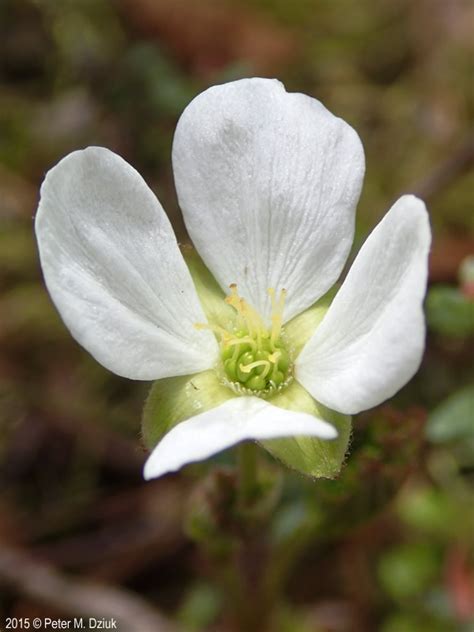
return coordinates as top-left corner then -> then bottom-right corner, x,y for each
240,299 -> 254,338
194,322 -> 232,342
224,286 -> 239,311
268,287 -> 276,312
196,283 -> 292,396
223,336 -> 257,352
269,288 -> 287,348
225,284 -> 245,329
241,300 -> 262,344
226,284 -> 266,342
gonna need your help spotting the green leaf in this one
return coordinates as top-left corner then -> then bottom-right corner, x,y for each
142,370 -> 234,448
426,285 -> 474,338
381,613 -> 455,632
378,543 -> 440,601
426,385 -> 474,443
397,486 -> 460,537
459,254 -> 474,286
426,386 -> 474,465
262,382 -> 352,479
177,582 -> 221,631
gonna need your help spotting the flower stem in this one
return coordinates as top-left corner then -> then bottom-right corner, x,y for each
238,441 -> 258,506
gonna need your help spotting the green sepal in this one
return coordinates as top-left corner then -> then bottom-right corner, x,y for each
182,245 -> 235,330
262,381 -> 352,479
143,256 -> 349,478
284,286 -> 338,356
142,370 -> 235,449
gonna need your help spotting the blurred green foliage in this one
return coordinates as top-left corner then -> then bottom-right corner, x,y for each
427,386 -> 474,449
427,287 -> 474,338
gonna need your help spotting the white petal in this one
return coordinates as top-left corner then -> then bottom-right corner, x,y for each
143,396 -> 337,479
35,147 -> 218,380
173,78 -> 365,324
296,195 -> 431,414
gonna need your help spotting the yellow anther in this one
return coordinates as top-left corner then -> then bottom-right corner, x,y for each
225,284 -> 266,341
225,285 -> 242,311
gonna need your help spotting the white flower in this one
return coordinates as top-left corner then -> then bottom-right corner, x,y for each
35,78 -> 431,480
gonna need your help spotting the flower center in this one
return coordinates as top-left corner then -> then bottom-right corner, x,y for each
197,285 -> 293,397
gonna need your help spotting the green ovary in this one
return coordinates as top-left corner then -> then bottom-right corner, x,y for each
222,331 -> 291,391
197,284 -> 293,396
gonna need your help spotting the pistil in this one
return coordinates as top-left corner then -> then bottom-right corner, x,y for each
196,284 -> 293,397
